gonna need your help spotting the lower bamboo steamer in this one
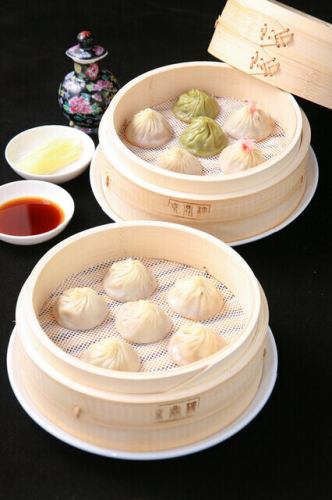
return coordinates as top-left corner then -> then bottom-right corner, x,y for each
97,62 -> 311,243
14,222 -> 269,452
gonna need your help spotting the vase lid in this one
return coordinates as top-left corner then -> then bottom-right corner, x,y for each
66,31 -> 108,64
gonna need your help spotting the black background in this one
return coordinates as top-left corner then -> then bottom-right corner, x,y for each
0,1 -> 331,498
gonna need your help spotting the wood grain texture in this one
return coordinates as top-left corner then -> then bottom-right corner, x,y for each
208,0 -> 332,108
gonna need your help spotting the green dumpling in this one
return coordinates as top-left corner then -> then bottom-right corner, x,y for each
179,116 -> 228,157
173,89 -> 219,123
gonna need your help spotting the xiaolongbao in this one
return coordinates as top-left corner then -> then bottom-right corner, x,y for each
115,300 -> 172,344
53,287 -> 108,330
155,147 -> 203,175
219,139 -> 264,174
81,337 -> 140,371
167,276 -> 224,321
103,258 -> 157,302
179,116 -> 228,157
172,89 -> 219,123
168,323 -> 226,366
223,100 -> 275,141
124,108 -> 173,148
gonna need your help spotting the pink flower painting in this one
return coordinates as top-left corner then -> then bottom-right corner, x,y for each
93,79 -> 113,91
94,45 -> 104,56
68,96 -> 92,114
92,93 -> 103,102
85,63 -> 99,80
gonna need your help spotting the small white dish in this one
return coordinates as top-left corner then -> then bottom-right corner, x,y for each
0,180 -> 74,245
5,125 -> 95,184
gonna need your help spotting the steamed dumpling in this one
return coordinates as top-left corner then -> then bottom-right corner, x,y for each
53,287 -> 108,330
223,100 -> 275,142
168,323 -> 227,366
219,139 -> 264,174
173,89 -> 219,123
103,258 -> 157,302
155,147 -> 203,175
167,276 -> 224,321
124,108 -> 173,148
179,116 -> 228,157
81,337 -> 140,371
116,300 -> 172,344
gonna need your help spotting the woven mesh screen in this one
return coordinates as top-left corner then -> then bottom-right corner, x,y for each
121,97 -> 288,177
39,257 -> 248,373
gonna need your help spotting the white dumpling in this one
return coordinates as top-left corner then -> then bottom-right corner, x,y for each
115,300 -> 172,344
167,276 -> 224,321
219,139 -> 264,174
124,108 -> 173,148
168,323 -> 227,365
223,100 -> 275,142
103,258 -> 157,302
155,147 -> 203,175
53,287 -> 108,330
81,337 -> 140,371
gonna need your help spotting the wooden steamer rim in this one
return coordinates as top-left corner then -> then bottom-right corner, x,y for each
99,62 -> 303,195
209,0 -> 332,109
15,222 -> 267,395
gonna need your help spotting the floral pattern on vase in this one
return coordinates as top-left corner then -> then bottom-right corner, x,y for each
58,31 -> 119,134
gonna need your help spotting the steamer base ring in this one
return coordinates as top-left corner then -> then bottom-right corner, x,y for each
90,146 -> 318,247
7,327 -> 277,460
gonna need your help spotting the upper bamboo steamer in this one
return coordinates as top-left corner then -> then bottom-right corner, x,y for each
209,0 -> 332,109
97,59 -> 311,242
14,222 -> 269,451
99,62 -> 303,196
99,114 -> 308,242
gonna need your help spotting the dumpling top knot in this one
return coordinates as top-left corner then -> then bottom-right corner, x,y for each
53,287 -> 108,331
219,139 -> 264,174
115,300 -> 172,344
223,100 -> 275,142
167,275 -> 224,321
168,323 -> 227,366
124,108 -> 173,148
240,138 -> 255,153
81,337 -> 141,371
155,147 -> 203,175
103,258 -> 157,302
173,89 -> 220,123
243,99 -> 257,114
179,116 -> 228,157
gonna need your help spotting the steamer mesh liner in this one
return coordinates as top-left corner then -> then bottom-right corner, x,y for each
121,96 -> 288,177
39,257 -> 248,373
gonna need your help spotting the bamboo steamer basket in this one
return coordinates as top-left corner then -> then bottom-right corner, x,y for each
99,62 -> 303,195
14,222 -> 269,452
97,61 -> 312,242
98,108 -> 310,243
209,0 -> 332,109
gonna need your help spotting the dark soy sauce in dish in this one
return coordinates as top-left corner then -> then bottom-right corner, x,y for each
0,197 -> 64,236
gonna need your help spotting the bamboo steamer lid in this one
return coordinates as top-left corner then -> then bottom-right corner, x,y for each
208,0 -> 332,108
